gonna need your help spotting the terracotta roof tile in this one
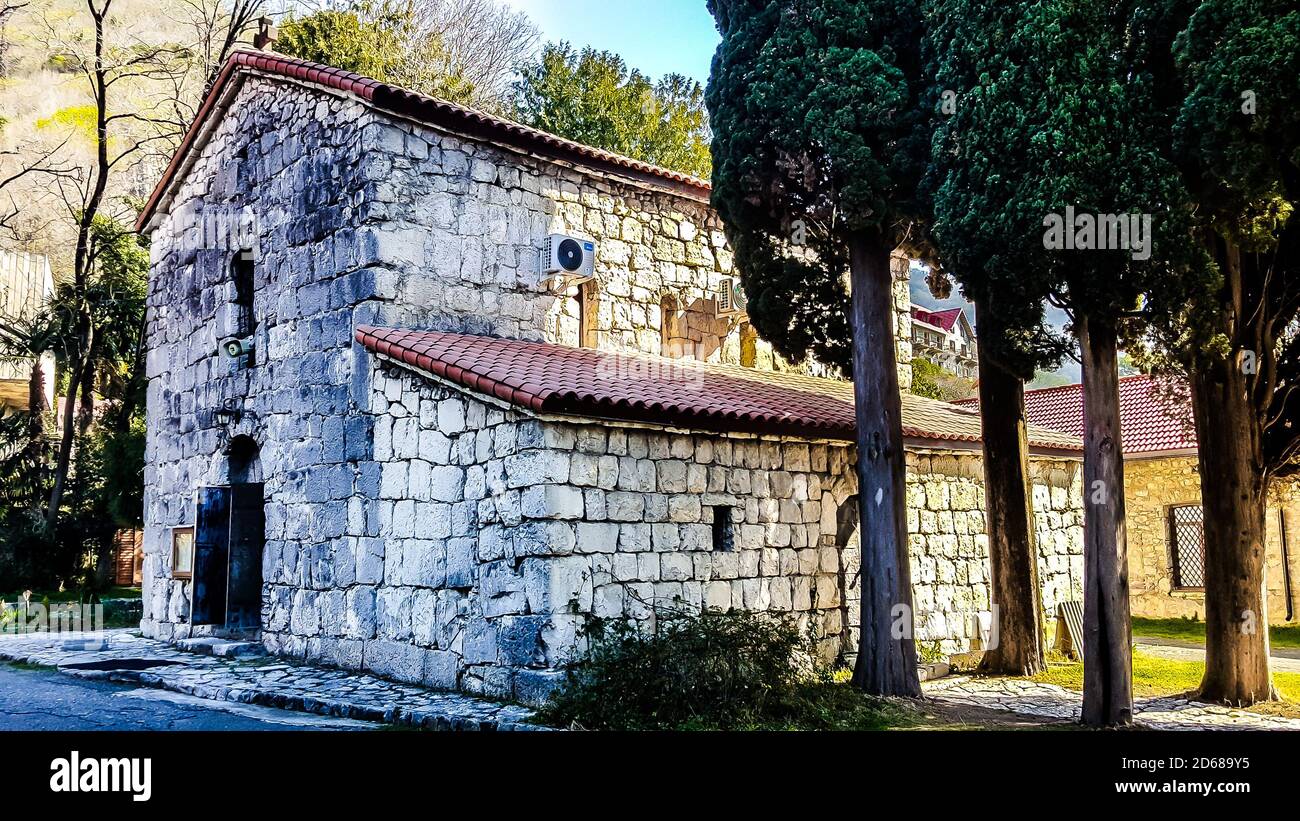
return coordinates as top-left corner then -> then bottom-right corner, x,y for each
356,326 -> 1083,451
954,374 -> 1196,455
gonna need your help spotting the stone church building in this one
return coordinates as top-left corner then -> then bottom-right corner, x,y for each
136,49 -> 1085,702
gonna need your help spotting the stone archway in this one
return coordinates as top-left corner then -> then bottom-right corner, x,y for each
835,494 -> 862,665
226,433 -> 262,484
192,435 -> 264,632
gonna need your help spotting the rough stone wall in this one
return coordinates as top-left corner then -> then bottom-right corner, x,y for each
891,451 -> 1082,657
1125,456 -> 1203,620
352,106 -> 914,384
141,78 -> 382,639
1126,455 -> 1300,624
260,362 -> 537,696
299,359 -> 1084,703
310,361 -> 861,701
890,254 -> 914,392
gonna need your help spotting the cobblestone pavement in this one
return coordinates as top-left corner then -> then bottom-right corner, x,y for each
924,676 -> 1300,730
0,630 -> 541,731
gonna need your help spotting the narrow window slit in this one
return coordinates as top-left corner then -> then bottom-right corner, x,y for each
711,506 -> 734,552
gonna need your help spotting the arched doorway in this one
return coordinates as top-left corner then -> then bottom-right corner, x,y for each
836,495 -> 862,664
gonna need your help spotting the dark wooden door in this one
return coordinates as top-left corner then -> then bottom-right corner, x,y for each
192,486 -> 231,626
226,483 -> 264,630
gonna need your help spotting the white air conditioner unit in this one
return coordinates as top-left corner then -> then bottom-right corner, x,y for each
715,277 -> 748,317
540,233 -> 595,290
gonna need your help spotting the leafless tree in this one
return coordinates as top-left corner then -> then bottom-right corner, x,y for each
0,140 -> 78,239
37,0 -> 191,525
403,0 -> 538,110
0,1 -> 25,77
175,0 -> 267,93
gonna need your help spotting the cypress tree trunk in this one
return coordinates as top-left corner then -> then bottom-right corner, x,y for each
27,356 -> 46,434
974,301 -> 1045,676
1077,316 -> 1133,726
847,232 -> 921,697
77,359 -> 95,437
25,356 -> 48,510
1190,275 -> 1274,703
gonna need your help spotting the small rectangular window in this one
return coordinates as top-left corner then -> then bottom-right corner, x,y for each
232,249 -> 256,337
577,281 -> 599,349
1168,504 -> 1205,589
711,506 -> 734,552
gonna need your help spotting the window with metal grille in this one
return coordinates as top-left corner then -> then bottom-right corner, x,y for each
1168,504 -> 1206,589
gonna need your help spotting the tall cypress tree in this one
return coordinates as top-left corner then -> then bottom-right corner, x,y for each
706,0 -> 933,696
923,0 -> 1074,677
1135,0 -> 1300,704
927,0 -> 1189,725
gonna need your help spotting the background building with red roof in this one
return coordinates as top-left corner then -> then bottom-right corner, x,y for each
959,375 -> 1300,625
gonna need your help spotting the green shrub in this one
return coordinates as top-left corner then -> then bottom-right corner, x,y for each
536,608 -> 916,731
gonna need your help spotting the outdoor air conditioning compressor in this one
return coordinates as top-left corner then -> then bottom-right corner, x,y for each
715,277 -> 748,317
540,233 -> 595,290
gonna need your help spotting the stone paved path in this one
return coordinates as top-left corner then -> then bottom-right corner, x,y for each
1135,637 -> 1300,673
0,629 -> 542,731
924,675 -> 1300,730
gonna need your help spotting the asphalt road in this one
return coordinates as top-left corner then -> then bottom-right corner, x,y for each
0,663 -> 376,731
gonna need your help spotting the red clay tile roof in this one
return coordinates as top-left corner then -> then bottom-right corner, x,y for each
137,50 -> 710,232
911,306 -> 964,331
356,326 -> 1083,452
953,374 -> 1196,455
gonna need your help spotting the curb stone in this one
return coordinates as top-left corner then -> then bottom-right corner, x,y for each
0,630 -> 553,732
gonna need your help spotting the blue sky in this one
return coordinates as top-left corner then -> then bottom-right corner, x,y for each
505,0 -> 721,84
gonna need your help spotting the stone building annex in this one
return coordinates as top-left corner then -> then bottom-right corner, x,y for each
135,49 -> 1086,703
961,375 -> 1300,626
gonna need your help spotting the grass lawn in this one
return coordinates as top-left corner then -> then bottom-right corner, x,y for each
1132,616 -> 1300,650
1031,650 -> 1300,718
1,586 -> 141,629
0,586 -> 140,604
688,681 -> 928,730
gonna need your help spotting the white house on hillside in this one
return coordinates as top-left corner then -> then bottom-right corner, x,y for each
910,304 -> 978,379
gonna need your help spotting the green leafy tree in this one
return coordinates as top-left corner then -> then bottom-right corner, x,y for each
1026,370 -> 1071,390
1132,0 -> 1300,704
39,215 -> 148,584
277,2 -> 476,104
514,42 -> 711,178
707,0 -> 934,696
0,215 -> 147,590
909,357 -> 974,402
277,7 -> 404,83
